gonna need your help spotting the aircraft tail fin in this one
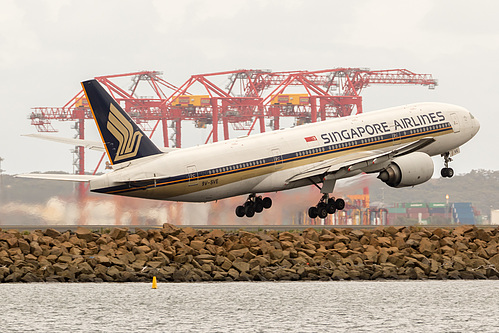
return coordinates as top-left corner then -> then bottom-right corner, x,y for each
81,79 -> 162,165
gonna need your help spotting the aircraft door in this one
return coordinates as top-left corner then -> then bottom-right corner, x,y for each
450,113 -> 460,133
271,148 -> 283,169
186,165 -> 198,186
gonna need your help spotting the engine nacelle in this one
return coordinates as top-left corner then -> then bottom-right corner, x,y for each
378,152 -> 434,188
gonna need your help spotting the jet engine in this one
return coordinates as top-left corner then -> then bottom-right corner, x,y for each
378,152 -> 434,188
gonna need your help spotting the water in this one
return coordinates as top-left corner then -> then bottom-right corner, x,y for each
1,281 -> 498,332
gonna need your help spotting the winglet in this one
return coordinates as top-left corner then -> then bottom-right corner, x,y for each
81,80 -> 162,165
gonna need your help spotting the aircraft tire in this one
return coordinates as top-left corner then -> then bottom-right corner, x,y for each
236,205 -> 246,217
441,168 -> 448,177
441,167 -> 454,178
262,197 -> 272,209
317,206 -> 328,219
255,202 -> 264,213
336,198 -> 345,210
447,168 -> 454,178
326,202 -> 336,214
308,207 -> 318,219
245,205 -> 256,218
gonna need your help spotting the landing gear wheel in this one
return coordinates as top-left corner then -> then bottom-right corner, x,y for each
325,198 -> 336,214
447,168 -> 454,178
245,204 -> 255,218
235,194 -> 271,217
441,167 -> 454,178
326,202 -> 336,214
317,205 -> 328,219
235,205 -> 246,217
262,197 -> 272,209
308,207 -> 318,219
335,198 -> 345,210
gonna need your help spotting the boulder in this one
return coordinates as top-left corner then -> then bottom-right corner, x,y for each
94,255 -> 111,266
447,270 -> 461,279
303,229 -> 319,242
419,238 -> 437,256
182,227 -> 198,239
21,272 -> 43,283
190,240 -> 205,251
76,227 -> 98,242
5,272 -> 23,282
17,239 -> 30,255
227,268 -> 239,280
489,254 -> 499,268
44,228 -> 62,238
230,248 -> 249,258
162,223 -> 180,235
221,258 -> 233,271
232,261 -> 250,273
6,237 -> 18,248
57,255 -> 73,264
106,266 -> 121,280
109,227 -> 128,240
269,249 -> 284,260
331,269 -> 350,280
207,229 -> 225,239
78,262 -> 94,275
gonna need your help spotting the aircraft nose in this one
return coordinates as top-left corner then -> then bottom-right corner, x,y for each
472,116 -> 480,136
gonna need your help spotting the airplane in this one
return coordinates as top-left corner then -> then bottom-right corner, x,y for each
18,79 -> 480,219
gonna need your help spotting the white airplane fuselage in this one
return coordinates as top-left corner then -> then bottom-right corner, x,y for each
89,102 -> 479,202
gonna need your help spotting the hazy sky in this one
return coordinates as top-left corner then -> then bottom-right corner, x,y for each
1,0 -> 498,175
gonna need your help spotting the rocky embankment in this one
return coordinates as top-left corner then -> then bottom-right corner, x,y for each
1,224 -> 499,283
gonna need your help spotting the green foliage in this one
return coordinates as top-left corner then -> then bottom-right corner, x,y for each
370,169 -> 499,217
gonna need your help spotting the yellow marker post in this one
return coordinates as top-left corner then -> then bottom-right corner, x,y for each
152,276 -> 157,289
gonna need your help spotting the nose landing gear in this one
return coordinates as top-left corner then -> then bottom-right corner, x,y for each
235,194 -> 272,218
441,152 -> 454,178
308,194 -> 345,219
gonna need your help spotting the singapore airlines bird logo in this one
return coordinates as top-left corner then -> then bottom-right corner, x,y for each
106,104 -> 143,162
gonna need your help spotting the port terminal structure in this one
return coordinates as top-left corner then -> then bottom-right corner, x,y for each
28,68 -> 437,199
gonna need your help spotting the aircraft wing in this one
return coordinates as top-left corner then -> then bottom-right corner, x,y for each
286,137 -> 435,184
23,134 -> 105,152
15,173 -> 99,182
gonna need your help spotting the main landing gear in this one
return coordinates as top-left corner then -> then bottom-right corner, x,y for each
235,194 -> 272,218
441,152 -> 454,178
308,194 -> 345,219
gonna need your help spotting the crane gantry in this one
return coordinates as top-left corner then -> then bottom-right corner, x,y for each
29,68 -> 437,199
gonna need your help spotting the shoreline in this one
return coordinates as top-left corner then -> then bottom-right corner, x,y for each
1,224 -> 498,282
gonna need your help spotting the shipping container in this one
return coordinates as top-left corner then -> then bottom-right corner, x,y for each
404,203 -> 427,208
428,203 -> 446,208
407,207 -> 429,213
492,210 -> 499,225
452,202 -> 475,224
387,208 -> 407,214
428,208 -> 447,215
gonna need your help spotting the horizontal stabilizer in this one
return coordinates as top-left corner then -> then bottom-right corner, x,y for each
23,134 -> 105,152
24,133 -> 177,154
15,173 -> 99,182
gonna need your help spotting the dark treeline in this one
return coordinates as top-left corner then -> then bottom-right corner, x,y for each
369,169 -> 499,217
